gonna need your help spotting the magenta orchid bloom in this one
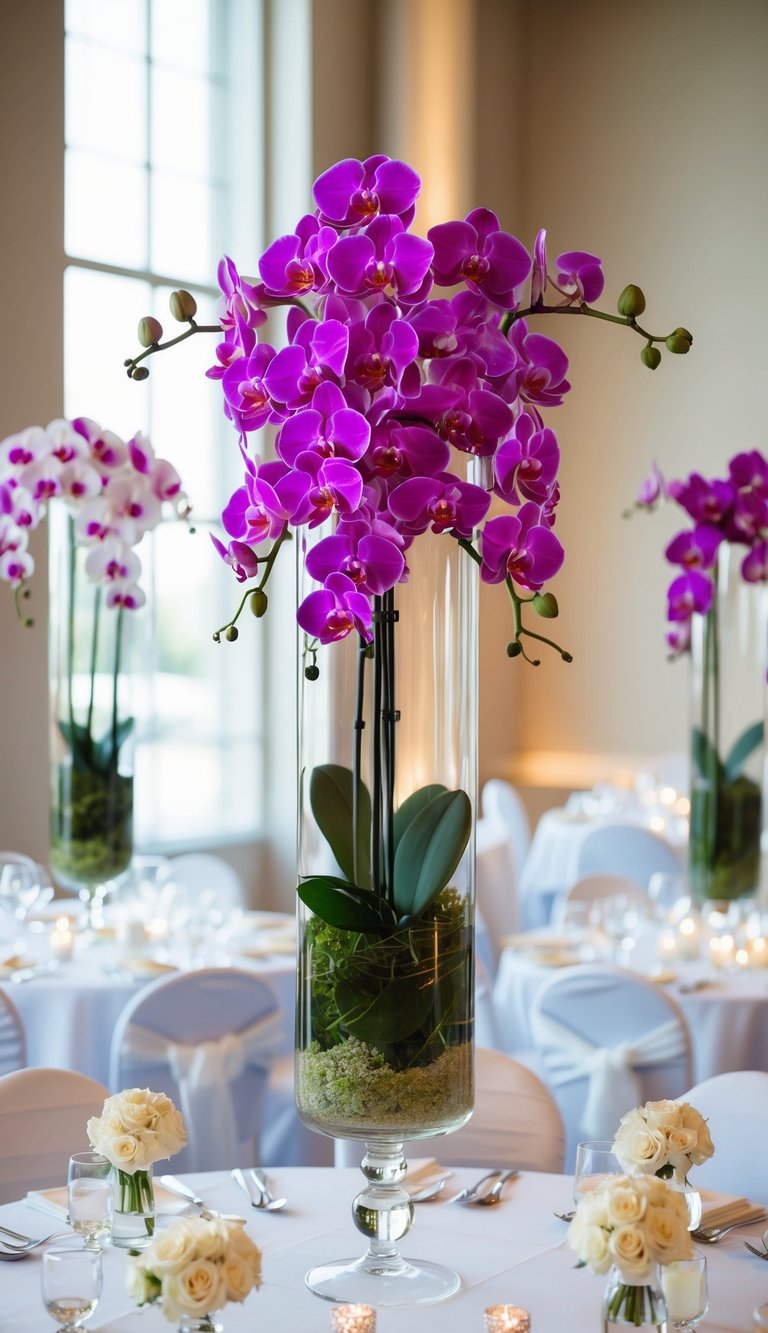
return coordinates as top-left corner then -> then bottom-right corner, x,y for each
635,461 -> 665,509
210,534 -> 261,583
265,319 -> 349,410
277,382 -> 370,466
387,473 -> 491,539
667,570 -> 715,620
216,255 -> 267,334
313,155 -> 421,230
428,208 -> 532,309
555,249 -> 605,304
664,524 -> 721,571
494,414 -> 560,506
327,214 -> 434,305
222,343 -> 278,433
480,505 -> 565,590
666,472 -> 735,525
306,526 -> 405,597
742,540 -> 768,583
297,570 -> 373,644
259,214 -> 336,297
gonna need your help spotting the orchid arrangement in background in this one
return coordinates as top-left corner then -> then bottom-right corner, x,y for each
126,153 -> 691,667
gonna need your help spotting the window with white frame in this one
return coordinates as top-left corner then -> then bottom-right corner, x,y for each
63,0 -> 267,847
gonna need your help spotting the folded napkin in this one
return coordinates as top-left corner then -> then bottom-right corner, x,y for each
404,1158 -> 442,1187
700,1190 -> 766,1229
26,1183 -> 189,1220
0,954 -> 35,979
233,936 -> 296,959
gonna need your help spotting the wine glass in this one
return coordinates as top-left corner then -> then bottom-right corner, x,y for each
42,1246 -> 102,1331
661,1255 -> 708,1331
0,862 -> 44,948
67,1153 -> 112,1251
573,1140 -> 620,1204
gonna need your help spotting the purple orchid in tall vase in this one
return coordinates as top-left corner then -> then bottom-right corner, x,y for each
634,454 -> 768,906
125,154 -> 691,1306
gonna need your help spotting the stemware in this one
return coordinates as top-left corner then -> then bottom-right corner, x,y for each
573,1141 -> 620,1204
0,862 -> 44,945
42,1246 -> 102,1332
67,1153 -> 112,1252
648,872 -> 690,925
661,1255 -> 708,1331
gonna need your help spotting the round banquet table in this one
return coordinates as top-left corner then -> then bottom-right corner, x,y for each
0,1166 -> 765,1331
493,943 -> 768,1084
0,918 -> 297,1086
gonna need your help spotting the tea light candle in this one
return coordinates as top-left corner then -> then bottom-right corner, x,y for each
676,916 -> 699,961
661,1260 -> 705,1321
657,931 -> 678,963
709,933 -> 734,968
484,1306 -> 531,1332
50,916 -> 74,962
329,1304 -> 376,1333
116,915 -> 146,950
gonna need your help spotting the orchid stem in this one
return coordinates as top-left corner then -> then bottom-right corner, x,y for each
502,300 -> 673,345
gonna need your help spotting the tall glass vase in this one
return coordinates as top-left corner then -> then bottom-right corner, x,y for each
296,533 -> 478,1306
48,509 -> 135,923
688,543 -> 768,907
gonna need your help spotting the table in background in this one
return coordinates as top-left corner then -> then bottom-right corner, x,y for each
0,1166 -> 764,1332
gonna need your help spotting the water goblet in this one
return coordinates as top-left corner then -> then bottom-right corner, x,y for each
573,1140 -> 620,1204
67,1152 -> 112,1252
661,1255 -> 708,1331
42,1245 -> 102,1332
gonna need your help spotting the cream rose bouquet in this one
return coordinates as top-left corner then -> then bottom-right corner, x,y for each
87,1087 -> 187,1239
612,1099 -> 714,1185
568,1173 -> 693,1326
127,1214 -> 262,1328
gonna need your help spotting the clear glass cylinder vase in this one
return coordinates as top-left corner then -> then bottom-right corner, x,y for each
295,531 -> 478,1305
48,509 -> 135,919
602,1265 -> 668,1332
111,1164 -> 155,1249
688,542 -> 768,906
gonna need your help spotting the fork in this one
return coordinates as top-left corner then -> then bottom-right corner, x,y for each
744,1241 -> 768,1260
693,1215 -> 767,1243
409,1172 -> 454,1203
0,1230 -> 67,1252
450,1168 -> 519,1205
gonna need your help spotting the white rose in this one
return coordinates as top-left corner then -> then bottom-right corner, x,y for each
175,1259 -> 225,1317
644,1099 -> 682,1129
226,1223 -> 262,1281
193,1219 -> 227,1262
221,1253 -> 255,1302
154,1104 -> 188,1157
645,1204 -> 692,1262
109,1133 -> 141,1170
608,1224 -> 652,1281
114,1089 -> 158,1132
613,1126 -> 667,1174
145,1221 -> 199,1275
578,1223 -> 612,1274
607,1184 -> 646,1225
125,1262 -> 157,1306
160,1274 -> 182,1323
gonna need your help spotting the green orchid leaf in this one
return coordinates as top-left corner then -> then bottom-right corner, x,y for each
393,788 -> 472,918
297,874 -> 392,933
724,720 -> 764,783
393,783 -> 448,851
309,764 -> 371,888
334,973 -> 434,1044
92,718 -> 135,774
691,726 -> 724,786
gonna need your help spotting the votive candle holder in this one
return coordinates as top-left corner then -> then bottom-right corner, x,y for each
484,1305 -> 531,1331
330,1303 -> 377,1333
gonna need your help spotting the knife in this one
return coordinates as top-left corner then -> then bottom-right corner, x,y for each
158,1174 -> 204,1208
231,1167 -> 263,1208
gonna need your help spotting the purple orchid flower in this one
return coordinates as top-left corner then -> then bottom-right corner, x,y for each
259,214 -> 336,298
424,357 -> 514,457
729,490 -> 768,542
216,255 -> 267,333
265,319 -> 349,410
729,450 -> 768,499
327,214 -> 434,305
277,381 -> 370,466
496,320 -> 571,409
494,414 -> 560,505
297,570 -> 373,644
313,155 -> 421,230
367,424 -> 451,483
635,461 -> 666,509
667,570 -> 715,620
480,504 -> 565,590
742,540 -> 768,583
387,472 -> 491,538
305,526 -> 405,596
667,473 -> 736,525
555,249 -> 605,304
346,303 -> 420,396
666,620 -> 692,655
531,229 -> 548,305
428,208 -> 532,309
221,343 -> 279,434
293,452 -> 364,527
210,533 -> 261,583
664,523 -> 721,571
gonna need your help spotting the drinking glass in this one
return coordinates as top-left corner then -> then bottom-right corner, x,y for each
42,1246 -> 102,1331
661,1255 -> 708,1331
648,872 -> 689,924
573,1140 -> 620,1204
67,1153 -> 112,1251
0,862 -> 44,944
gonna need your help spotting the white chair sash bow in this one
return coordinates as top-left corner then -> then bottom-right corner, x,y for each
122,1010 -> 284,1170
531,1011 -> 686,1139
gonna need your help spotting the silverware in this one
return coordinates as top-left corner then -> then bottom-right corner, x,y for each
232,1167 -> 260,1208
461,1168 -> 519,1207
159,1174 -> 205,1208
554,1210 -> 576,1222
744,1241 -> 768,1260
409,1172 -> 454,1203
449,1168 -> 518,1205
693,1213 -> 767,1243
0,1230 -> 68,1252
249,1168 -> 288,1212
0,1245 -> 28,1261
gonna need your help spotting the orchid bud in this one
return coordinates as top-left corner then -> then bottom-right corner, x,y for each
673,326 -> 693,341
225,625 -> 239,641
138,316 -> 163,347
506,640 -> 523,658
665,332 -> 692,354
641,346 -> 661,370
561,651 -> 573,663
305,663 -> 319,681
131,366 -> 150,380
250,589 -> 268,617
170,289 -> 198,321
617,284 -> 646,317
533,592 -> 559,618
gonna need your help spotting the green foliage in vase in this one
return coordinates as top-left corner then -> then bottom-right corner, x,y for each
50,766 -> 133,887
690,718 -> 764,901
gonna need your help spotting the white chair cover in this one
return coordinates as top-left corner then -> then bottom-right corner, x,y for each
121,1009 -> 284,1171
334,1048 -> 565,1172
481,780 -> 532,873
110,968 -> 287,1171
531,1009 -> 687,1139
574,824 -> 681,887
0,1067 -> 109,1203
683,1071 -> 768,1201
476,817 -> 520,967
530,965 -> 692,1168
0,990 -> 25,1076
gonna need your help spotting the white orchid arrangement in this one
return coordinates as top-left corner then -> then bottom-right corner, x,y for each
127,1214 -> 262,1325
611,1099 -> 714,1185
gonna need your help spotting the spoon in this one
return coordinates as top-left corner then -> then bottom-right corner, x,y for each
409,1172 -> 454,1203
250,1168 -> 288,1212
451,1168 -> 519,1205
465,1168 -> 520,1207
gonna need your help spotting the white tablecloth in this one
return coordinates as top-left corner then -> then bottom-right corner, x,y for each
0,1167 -> 764,1331
494,946 -> 768,1084
0,928 -> 296,1086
